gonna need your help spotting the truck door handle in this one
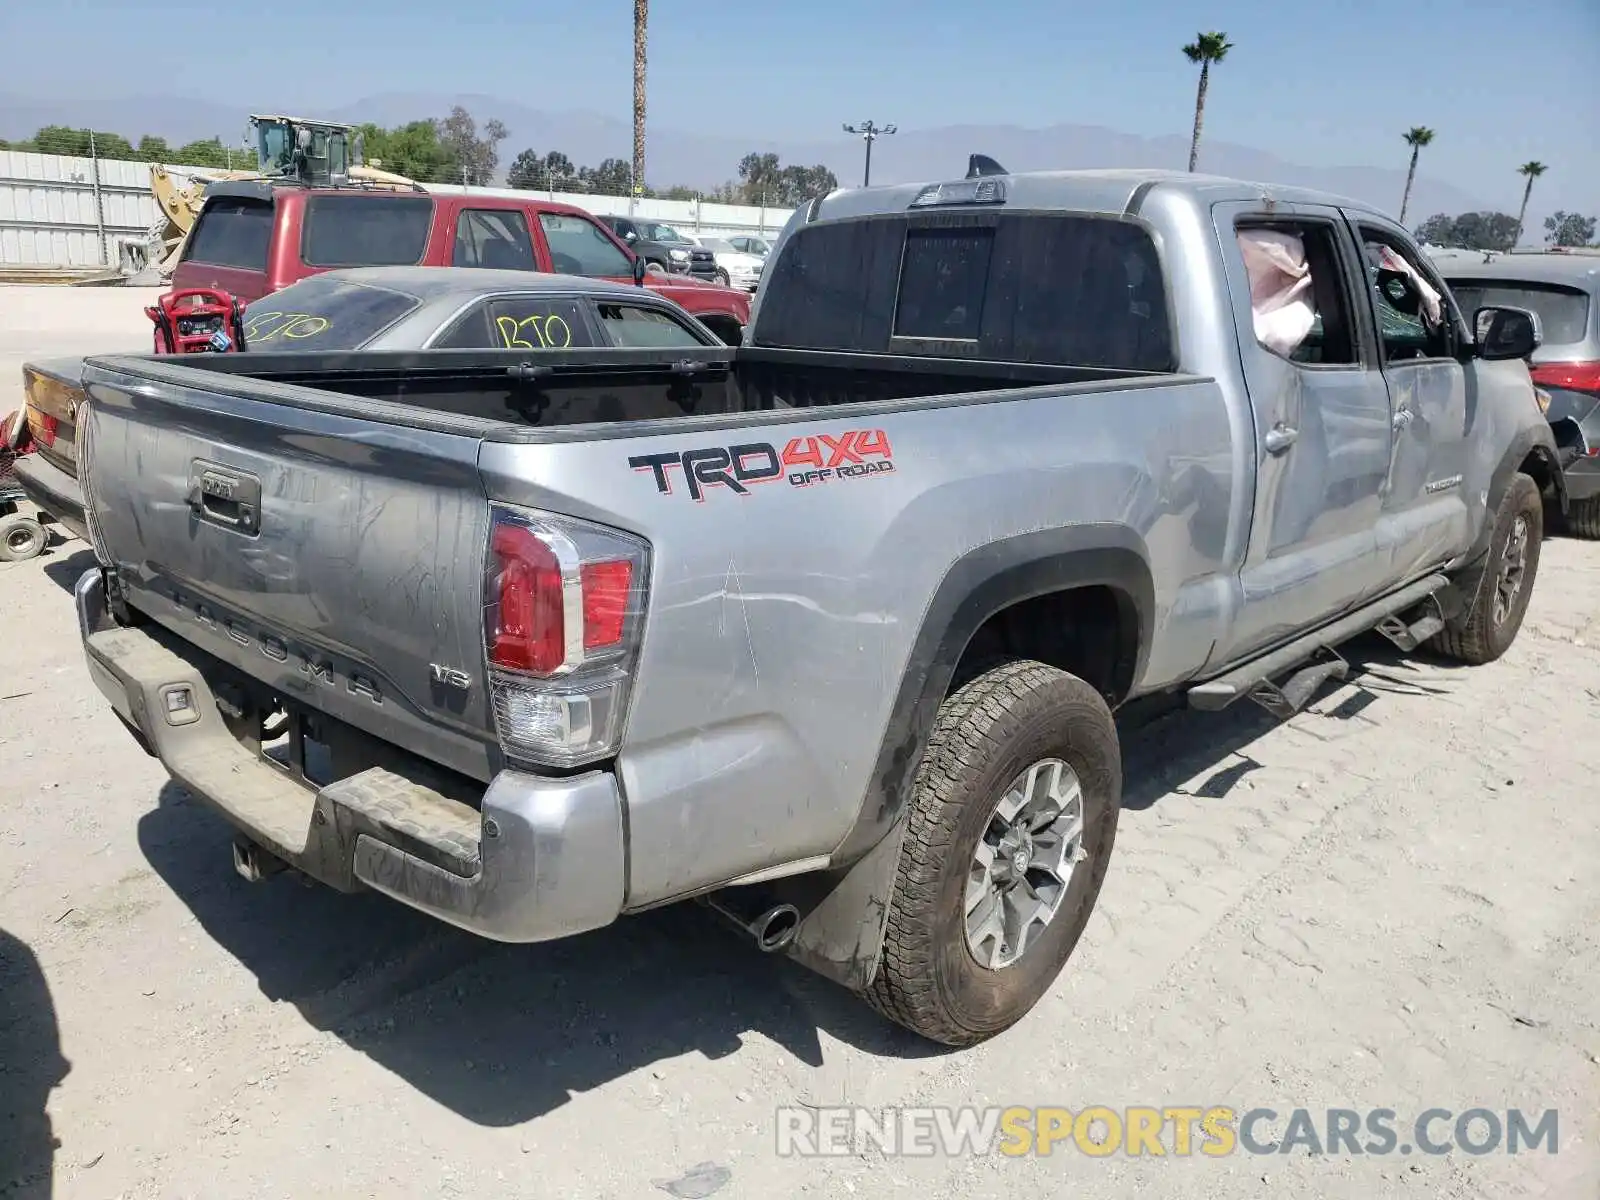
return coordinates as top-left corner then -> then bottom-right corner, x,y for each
1264,424 -> 1298,454
1392,408 -> 1415,430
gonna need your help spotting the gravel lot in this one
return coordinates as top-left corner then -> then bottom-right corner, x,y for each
2,531 -> 1596,1199
0,283 -> 1597,1198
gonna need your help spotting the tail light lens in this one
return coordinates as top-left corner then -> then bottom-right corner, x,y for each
1530,361 -> 1600,396
484,506 -> 649,768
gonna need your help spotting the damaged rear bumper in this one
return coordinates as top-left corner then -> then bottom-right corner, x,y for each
76,568 -> 626,944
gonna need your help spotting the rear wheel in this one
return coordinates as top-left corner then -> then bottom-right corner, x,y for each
0,513 -> 47,562
1430,471 -> 1542,665
864,659 -> 1120,1047
1567,494 -> 1600,540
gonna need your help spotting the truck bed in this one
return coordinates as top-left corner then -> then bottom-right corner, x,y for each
84,345 -> 1178,434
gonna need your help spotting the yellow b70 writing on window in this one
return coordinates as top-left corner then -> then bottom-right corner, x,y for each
496,313 -> 573,350
245,312 -> 330,343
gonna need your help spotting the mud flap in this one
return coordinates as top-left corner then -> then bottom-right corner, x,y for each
777,814 -> 912,992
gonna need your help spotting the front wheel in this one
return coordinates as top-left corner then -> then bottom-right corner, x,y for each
1430,471 -> 1543,664
864,659 -> 1121,1047
714,268 -> 730,287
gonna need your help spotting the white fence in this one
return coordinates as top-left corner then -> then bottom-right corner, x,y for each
0,149 -> 797,269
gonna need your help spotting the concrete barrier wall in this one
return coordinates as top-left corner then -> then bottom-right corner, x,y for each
0,150 -> 798,268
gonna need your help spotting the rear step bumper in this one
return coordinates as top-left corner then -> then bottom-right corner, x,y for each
76,568 -> 625,944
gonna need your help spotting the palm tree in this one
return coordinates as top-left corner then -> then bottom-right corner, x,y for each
1183,32 -> 1233,172
1398,126 -> 1434,225
632,0 -> 648,199
1513,161 -> 1546,247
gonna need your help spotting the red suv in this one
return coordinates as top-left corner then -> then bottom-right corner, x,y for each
171,183 -> 752,344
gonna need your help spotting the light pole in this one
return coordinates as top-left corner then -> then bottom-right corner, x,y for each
843,121 -> 896,187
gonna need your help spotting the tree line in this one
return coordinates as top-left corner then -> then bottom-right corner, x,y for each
0,108 -> 839,206
0,126 -> 249,169
1416,210 -> 1596,253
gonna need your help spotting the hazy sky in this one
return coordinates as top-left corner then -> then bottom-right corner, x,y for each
5,0 -> 1596,210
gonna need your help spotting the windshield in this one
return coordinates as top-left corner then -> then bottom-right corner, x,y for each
641,222 -> 690,243
1444,280 -> 1591,346
241,276 -> 420,351
700,238 -> 736,253
256,122 -> 292,173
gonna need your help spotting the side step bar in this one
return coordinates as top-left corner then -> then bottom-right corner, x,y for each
1188,573 -> 1449,714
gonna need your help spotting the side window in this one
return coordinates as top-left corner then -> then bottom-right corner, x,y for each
488,297 -> 596,350
452,209 -> 536,270
1235,222 -> 1358,366
538,213 -> 633,276
596,302 -> 708,348
433,296 -> 597,349
1358,228 -> 1457,363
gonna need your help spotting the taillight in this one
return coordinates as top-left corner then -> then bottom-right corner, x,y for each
488,523 -> 567,674
484,506 -> 649,768
1530,361 -> 1600,395
28,411 -> 58,448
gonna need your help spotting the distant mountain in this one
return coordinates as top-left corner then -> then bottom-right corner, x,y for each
0,88 -> 1526,228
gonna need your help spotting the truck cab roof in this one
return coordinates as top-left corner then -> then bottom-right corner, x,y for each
806,167 -> 1386,226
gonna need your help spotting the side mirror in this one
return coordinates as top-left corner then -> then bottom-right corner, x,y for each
623,230 -> 638,243
1475,305 -> 1543,361
632,256 -> 648,287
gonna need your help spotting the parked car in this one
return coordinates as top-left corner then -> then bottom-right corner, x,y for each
169,183 -> 750,345
598,216 -> 718,282
688,235 -> 764,291
231,267 -> 728,353
1433,250 -> 1600,538
10,269 -> 725,537
726,234 -> 774,259
66,165 -> 1561,1048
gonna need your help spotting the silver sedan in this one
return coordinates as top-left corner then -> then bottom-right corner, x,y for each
239,266 -> 732,353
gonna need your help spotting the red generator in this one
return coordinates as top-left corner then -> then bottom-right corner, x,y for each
148,288 -> 248,355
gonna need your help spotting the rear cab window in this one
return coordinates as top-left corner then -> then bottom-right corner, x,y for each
1444,281 -> 1592,346
184,196 -> 274,270
753,212 -> 1175,371
302,194 -> 434,268
242,275 -> 420,351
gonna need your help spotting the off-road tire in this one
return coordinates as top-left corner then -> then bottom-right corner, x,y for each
1430,471 -> 1542,665
864,659 -> 1121,1047
1567,494 -> 1600,540
0,513 -> 46,562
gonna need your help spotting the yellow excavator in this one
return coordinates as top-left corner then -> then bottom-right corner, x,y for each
141,115 -> 420,277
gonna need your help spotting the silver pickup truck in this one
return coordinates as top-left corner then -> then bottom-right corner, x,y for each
67,165 -> 1564,1047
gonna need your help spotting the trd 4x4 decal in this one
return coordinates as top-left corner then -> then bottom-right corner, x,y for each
630,429 -> 895,502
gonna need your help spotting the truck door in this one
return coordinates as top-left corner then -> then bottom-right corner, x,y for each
1212,202 -> 1396,665
1346,216 -> 1473,585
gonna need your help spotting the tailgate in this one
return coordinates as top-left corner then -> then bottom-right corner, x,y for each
78,356 -> 499,781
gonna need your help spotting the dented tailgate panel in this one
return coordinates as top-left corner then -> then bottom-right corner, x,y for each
78,360 -> 499,782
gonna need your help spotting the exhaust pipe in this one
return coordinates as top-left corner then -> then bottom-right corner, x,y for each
232,838 -> 286,883
699,891 -> 802,953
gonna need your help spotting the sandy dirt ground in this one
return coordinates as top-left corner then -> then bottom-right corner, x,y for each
0,286 -> 159,417
1,524 -> 1596,1199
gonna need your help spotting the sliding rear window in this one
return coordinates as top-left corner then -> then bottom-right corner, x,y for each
302,194 -> 434,268
755,212 -> 1174,371
241,276 -> 420,352
184,196 -> 274,270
